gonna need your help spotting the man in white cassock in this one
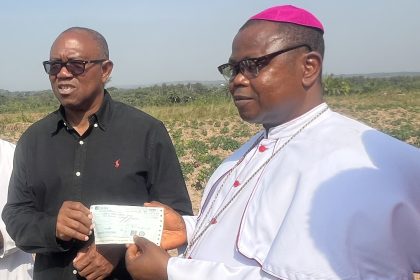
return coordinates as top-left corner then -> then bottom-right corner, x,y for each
0,139 -> 33,279
124,5 -> 420,280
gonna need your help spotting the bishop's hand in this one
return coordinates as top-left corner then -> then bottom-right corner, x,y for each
144,201 -> 187,250
126,236 -> 169,280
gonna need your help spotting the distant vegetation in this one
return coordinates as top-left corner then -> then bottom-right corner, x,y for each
323,75 -> 420,96
1,75 -> 420,113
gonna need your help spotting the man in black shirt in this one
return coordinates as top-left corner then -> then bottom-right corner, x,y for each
2,27 -> 192,280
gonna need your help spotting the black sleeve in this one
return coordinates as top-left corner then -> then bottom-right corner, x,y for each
147,121 -> 193,216
1,136 -> 68,254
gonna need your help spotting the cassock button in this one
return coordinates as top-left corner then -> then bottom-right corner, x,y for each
210,218 -> 217,224
233,180 -> 240,188
258,145 -> 268,152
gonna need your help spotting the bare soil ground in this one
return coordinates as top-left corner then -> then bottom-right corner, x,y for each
1,93 -> 419,277
1,94 -> 419,214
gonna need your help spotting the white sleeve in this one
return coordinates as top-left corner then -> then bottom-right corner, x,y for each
0,140 -> 17,258
167,257 -> 278,280
0,220 -> 18,258
182,215 -> 197,244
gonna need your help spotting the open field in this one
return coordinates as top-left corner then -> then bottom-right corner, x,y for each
1,91 -> 419,214
1,91 -> 420,277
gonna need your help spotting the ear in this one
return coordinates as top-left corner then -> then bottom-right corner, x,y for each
101,60 -> 114,84
302,52 -> 322,88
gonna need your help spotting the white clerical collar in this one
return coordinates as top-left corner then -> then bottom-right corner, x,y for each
264,103 -> 329,139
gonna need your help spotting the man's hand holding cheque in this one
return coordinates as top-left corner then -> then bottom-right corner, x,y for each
56,201 -> 93,242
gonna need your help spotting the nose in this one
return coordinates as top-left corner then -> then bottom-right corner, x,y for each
228,71 -> 249,93
56,63 -> 73,78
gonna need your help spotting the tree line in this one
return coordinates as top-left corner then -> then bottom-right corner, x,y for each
323,74 -> 420,95
1,76 -> 419,113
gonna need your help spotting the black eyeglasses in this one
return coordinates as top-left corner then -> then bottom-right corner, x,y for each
217,44 -> 311,81
42,59 -> 107,76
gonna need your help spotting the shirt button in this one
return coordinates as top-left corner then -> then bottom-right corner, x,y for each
79,140 -> 84,145
73,270 -> 77,275
76,171 -> 81,177
258,145 -> 268,152
93,123 -> 98,128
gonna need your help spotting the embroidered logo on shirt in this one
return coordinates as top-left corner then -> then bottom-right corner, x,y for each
114,159 -> 121,168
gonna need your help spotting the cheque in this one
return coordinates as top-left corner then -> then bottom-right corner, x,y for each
90,204 -> 164,245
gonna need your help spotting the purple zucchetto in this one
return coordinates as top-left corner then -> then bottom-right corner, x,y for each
250,5 -> 324,33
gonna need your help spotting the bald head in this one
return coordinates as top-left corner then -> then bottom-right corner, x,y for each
56,27 -> 109,59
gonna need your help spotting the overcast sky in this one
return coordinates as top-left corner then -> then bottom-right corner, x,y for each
1,0 -> 419,91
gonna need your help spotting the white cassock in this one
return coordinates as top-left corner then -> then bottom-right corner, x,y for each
0,139 -> 33,280
168,103 -> 420,280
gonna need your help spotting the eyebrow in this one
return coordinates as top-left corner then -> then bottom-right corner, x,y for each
228,55 -> 254,64
48,57 -> 86,62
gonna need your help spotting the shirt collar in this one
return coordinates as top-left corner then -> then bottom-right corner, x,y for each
51,90 -> 113,134
93,90 -> 113,130
264,103 -> 329,139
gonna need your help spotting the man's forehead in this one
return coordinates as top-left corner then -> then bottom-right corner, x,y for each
51,31 -> 99,55
231,21 -> 286,55
55,30 -> 95,44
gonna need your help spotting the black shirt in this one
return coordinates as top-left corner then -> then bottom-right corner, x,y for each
2,91 -> 192,279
